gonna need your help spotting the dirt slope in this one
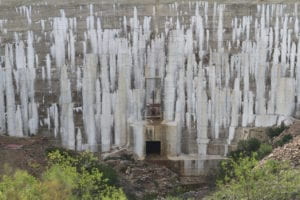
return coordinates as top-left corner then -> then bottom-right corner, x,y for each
0,135 -> 54,177
262,120 -> 300,167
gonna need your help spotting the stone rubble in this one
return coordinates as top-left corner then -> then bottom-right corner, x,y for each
263,121 -> 300,167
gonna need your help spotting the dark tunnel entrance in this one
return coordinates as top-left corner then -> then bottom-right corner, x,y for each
146,141 -> 161,155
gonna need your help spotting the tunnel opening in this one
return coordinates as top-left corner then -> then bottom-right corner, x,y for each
146,141 -> 161,155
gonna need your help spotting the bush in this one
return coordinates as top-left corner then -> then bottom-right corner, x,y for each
267,124 -> 286,139
47,150 -> 125,199
41,165 -> 77,200
0,170 -> 41,200
206,157 -> 300,200
275,134 -> 293,147
47,148 -> 119,186
256,143 -> 273,160
0,150 -> 127,200
228,138 -> 261,159
216,155 -> 258,185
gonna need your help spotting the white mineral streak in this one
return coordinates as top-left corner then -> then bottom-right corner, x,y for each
68,30 -> 76,68
131,7 -> 144,90
76,128 -> 83,151
164,74 -> 175,121
50,104 -> 59,137
41,67 -> 46,80
15,40 -> 30,135
114,87 -> 127,148
290,43 -> 296,77
0,69 -> 5,134
276,78 -> 295,116
185,53 -> 196,131
109,41 -> 117,91
46,54 -> 51,81
15,106 -> 23,137
87,29 -> 98,54
196,70 -> 209,155
45,109 -> 51,130
217,5 -> 224,50
19,68 -> 29,135
53,12 -> 68,67
132,122 -> 145,159
296,39 -> 300,117
164,30 -> 183,121
82,55 -> 97,152
95,79 -> 101,134
229,78 -> 241,144
255,32 -> 267,115
59,65 -> 75,150
99,38 -> 113,152
268,49 -> 280,114
28,101 -> 39,135
241,47 -> 251,126
27,31 -> 35,69
101,90 -> 112,152
76,68 -> 82,92
175,69 -> 185,132
5,45 -> 16,136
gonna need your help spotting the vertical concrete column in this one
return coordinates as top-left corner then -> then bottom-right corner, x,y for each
164,121 -> 179,157
131,121 -> 145,159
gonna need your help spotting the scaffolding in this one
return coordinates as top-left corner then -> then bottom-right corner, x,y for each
145,77 -> 162,120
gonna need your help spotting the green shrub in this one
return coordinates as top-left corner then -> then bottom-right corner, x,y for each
216,155 -> 258,184
275,134 -> 293,147
256,143 -> 272,160
47,148 -> 119,186
266,124 -> 286,139
41,165 -> 77,200
0,150 -> 127,200
228,138 -> 261,159
206,157 -> 300,200
47,150 -> 125,199
0,170 -> 41,200
240,138 -> 261,152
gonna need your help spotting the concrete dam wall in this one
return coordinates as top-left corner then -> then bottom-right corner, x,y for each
0,0 -> 299,176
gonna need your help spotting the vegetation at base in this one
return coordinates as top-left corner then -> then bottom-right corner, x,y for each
274,134 -> 293,147
266,124 -> 293,147
205,156 -> 300,200
266,123 -> 286,139
256,143 -> 273,160
0,150 -> 126,200
210,125 -> 299,200
46,148 -> 119,186
228,138 -> 272,160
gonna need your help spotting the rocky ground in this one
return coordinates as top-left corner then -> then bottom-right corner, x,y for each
104,150 -> 181,199
0,135 -> 54,177
264,136 -> 300,167
262,120 -> 300,167
103,149 -> 211,200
